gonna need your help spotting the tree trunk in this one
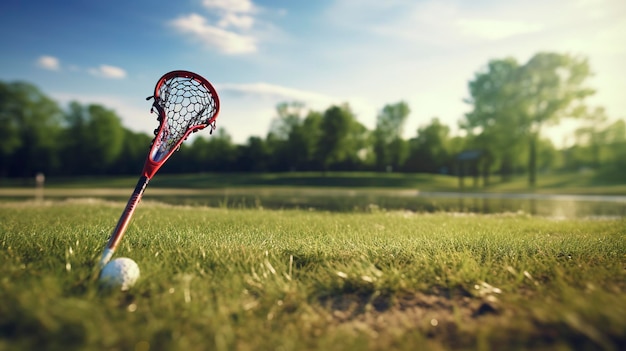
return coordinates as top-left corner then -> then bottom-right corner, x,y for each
500,157 -> 512,182
458,161 -> 465,190
528,135 -> 537,187
482,160 -> 490,187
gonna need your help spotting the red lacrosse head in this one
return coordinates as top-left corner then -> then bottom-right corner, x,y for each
142,70 -> 220,178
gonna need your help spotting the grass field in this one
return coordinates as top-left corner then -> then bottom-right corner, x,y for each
2,171 -> 626,195
0,200 -> 624,350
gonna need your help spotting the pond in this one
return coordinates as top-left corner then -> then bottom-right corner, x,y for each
149,189 -> 626,219
3,187 -> 622,219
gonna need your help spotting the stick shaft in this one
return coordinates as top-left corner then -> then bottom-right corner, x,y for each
98,175 -> 150,268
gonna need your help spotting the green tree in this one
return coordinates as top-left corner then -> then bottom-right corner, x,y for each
181,137 -> 210,173
406,118 -> 452,173
61,102 -> 125,175
463,53 -> 594,186
604,119 -> 625,144
463,57 -> 527,181
191,128 -> 237,172
0,81 -> 62,177
599,120 -> 626,181
85,104 -> 125,173
267,102 -> 322,171
573,107 -> 609,169
373,101 -> 410,171
569,112 -> 626,180
281,110 -> 324,171
113,129 -> 153,174
60,102 -> 89,175
269,102 -> 305,141
341,114 -> 370,170
0,83 -> 23,175
168,129 -> 237,173
316,104 -> 365,171
519,53 -> 594,186
536,138 -> 560,173
236,136 -> 271,172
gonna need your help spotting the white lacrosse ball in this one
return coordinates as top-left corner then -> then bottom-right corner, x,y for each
99,257 -> 140,291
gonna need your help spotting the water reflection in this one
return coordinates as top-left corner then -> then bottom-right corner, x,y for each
1,188 -> 624,219
451,195 -> 625,219
144,189 -> 625,219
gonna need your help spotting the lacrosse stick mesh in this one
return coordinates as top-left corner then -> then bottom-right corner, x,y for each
149,74 -> 218,161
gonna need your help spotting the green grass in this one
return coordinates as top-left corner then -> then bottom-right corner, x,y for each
482,171 -> 626,195
0,200 -> 624,350
3,170 -> 625,195
0,172 -> 460,191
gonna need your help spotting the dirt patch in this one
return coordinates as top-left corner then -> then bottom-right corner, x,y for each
316,286 -> 624,350
318,286 -> 510,348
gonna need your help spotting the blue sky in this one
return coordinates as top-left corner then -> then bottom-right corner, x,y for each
1,0 -> 625,147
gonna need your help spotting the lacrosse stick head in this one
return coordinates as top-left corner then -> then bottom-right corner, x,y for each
143,70 -> 220,178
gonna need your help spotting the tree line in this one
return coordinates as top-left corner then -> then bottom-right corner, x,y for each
1,52 -> 624,185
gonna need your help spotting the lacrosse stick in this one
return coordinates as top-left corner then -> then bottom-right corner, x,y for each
97,70 -> 220,269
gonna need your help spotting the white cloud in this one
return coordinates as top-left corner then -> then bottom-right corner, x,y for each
202,0 -> 256,14
34,57 -> 129,80
88,64 -> 127,79
169,0 -> 288,54
36,55 -> 60,71
219,82 -> 334,103
218,13 -> 254,29
170,13 -> 257,54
